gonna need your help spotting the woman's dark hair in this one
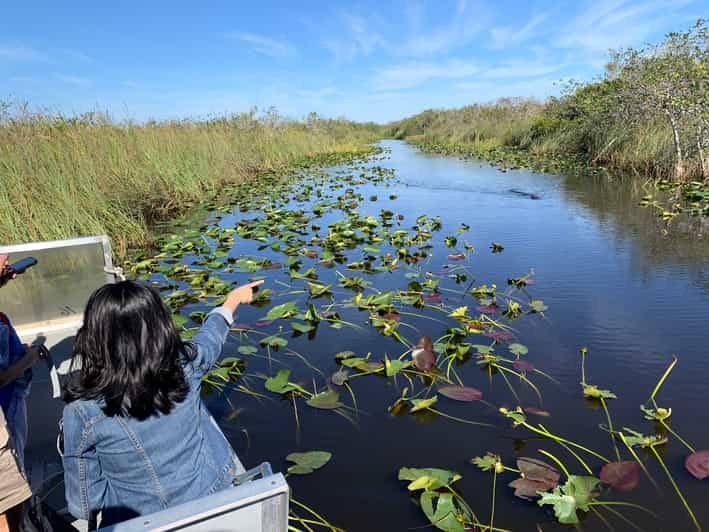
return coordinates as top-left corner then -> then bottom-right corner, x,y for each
65,280 -> 189,420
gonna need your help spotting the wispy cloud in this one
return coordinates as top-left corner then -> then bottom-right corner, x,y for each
55,74 -> 93,86
374,59 -> 479,91
0,46 -> 45,61
559,0 -> 695,54
481,59 -> 565,79
228,32 -> 295,58
489,13 -> 548,49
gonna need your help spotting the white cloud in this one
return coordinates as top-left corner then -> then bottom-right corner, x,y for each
374,59 -> 479,91
228,32 -> 295,58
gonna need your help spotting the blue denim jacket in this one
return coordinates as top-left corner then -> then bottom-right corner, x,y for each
61,310 -> 244,525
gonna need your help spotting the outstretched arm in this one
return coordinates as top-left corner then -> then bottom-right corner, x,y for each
189,280 -> 264,375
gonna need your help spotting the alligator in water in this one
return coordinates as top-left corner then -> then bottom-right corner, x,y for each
509,189 -> 541,200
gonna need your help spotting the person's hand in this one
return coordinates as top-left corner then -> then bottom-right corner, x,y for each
24,346 -> 43,366
0,253 -> 15,287
223,280 -> 265,313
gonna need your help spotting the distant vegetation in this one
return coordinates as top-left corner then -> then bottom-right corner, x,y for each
390,20 -> 708,182
0,106 -> 380,255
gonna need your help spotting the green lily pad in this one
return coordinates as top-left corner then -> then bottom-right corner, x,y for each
537,475 -> 600,524
306,388 -> 344,409
410,396 -> 438,413
286,450 -> 332,475
263,301 -> 299,320
265,369 -> 296,394
238,345 -> 258,355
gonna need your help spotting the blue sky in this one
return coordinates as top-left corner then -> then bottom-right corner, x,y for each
1,0 -> 706,123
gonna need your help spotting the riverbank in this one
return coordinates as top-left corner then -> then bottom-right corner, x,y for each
0,107 -> 381,258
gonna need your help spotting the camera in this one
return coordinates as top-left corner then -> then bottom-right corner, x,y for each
0,256 -> 38,286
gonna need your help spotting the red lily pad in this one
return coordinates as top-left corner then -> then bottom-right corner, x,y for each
261,262 -> 282,270
508,478 -> 554,500
522,406 -> 551,417
438,385 -> 482,402
382,312 -> 401,322
423,293 -> 442,304
512,360 -> 535,373
685,450 -> 709,480
447,253 -> 466,261
484,330 -> 514,342
509,457 -> 560,499
600,461 -> 641,491
412,336 -> 436,371
233,323 -> 254,330
253,319 -> 274,328
476,304 -> 498,314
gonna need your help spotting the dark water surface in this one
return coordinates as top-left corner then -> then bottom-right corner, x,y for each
27,140 -> 709,530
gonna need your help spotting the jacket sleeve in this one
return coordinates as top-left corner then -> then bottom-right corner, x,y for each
187,308 -> 232,376
61,404 -> 107,521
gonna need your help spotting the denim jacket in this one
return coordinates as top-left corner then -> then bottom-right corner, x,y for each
61,309 -> 244,525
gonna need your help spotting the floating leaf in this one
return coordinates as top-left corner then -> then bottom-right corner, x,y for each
599,461 -> 641,491
306,388 -> 344,410
582,384 -> 617,400
398,467 -> 461,491
508,343 -> 528,356
385,356 -> 406,377
331,368 -> 349,386
438,385 -> 482,402
412,336 -> 436,371
685,450 -> 709,480
291,321 -> 315,334
420,492 -> 465,532
476,304 -> 498,314
484,330 -> 514,342
172,313 -> 188,329
265,369 -> 296,394
286,451 -> 332,475
447,253 -> 465,261
537,476 -> 599,524
238,345 -> 258,355
260,334 -> 288,348
410,396 -> 438,413
264,301 -> 299,320
512,359 -> 535,373
530,300 -> 548,313
471,454 -> 501,472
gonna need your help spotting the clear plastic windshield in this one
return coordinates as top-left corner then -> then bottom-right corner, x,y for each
0,236 -> 114,330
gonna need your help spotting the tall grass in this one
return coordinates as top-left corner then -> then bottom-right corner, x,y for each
0,106 -> 380,256
389,93 -> 704,181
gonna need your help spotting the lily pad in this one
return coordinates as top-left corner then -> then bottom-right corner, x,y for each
512,359 -> 535,373
537,475 -> 599,524
263,301 -> 299,320
398,467 -> 461,491
265,369 -> 296,394
508,343 -> 528,356
306,388 -> 344,410
685,450 -> 709,480
438,385 -> 482,402
410,396 -> 438,413
599,461 -> 641,491
331,368 -> 349,386
286,450 -> 332,475
237,345 -> 258,355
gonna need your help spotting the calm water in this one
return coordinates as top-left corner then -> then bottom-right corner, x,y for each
27,140 -> 709,530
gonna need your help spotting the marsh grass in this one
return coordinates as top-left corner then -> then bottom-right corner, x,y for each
0,105 -> 380,257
